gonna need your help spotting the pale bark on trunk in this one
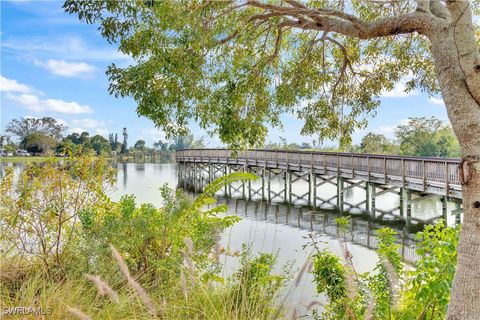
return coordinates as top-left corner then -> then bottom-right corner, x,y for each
428,12 -> 480,320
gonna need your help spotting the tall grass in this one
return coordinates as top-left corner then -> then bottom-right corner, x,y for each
1,245 -> 289,319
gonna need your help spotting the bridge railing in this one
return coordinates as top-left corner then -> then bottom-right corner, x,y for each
176,149 -> 461,189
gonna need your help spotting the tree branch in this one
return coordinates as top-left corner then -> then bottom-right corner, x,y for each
284,0 -> 308,9
246,0 -> 435,39
325,36 -> 351,103
208,2 -> 248,23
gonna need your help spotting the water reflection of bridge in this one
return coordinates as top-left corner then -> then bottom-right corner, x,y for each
218,198 -> 419,264
176,149 -> 464,227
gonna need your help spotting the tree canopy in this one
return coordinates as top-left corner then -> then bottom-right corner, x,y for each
6,117 -> 67,152
64,0 -> 479,149
358,132 -> 397,154
133,139 -> 147,151
395,117 -> 461,157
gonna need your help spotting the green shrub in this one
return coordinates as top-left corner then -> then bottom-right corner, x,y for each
400,222 -> 459,319
1,158 -> 288,319
311,220 -> 459,320
229,245 -> 284,317
0,156 -> 115,276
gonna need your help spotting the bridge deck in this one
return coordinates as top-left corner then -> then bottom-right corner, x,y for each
176,149 -> 462,199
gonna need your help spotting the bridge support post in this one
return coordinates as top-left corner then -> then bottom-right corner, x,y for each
208,164 -> 212,183
288,171 -> 292,204
313,174 -> 317,208
261,167 -> 265,200
267,169 -> 271,203
183,164 -> 187,190
339,178 -> 344,214
308,172 -> 312,207
247,167 -> 252,200
193,162 -> 197,193
454,201 -> 462,224
336,176 -> 341,210
228,166 -> 232,197
406,190 -> 412,229
399,187 -> 405,218
224,165 -> 228,197
178,164 -> 183,188
286,205 -> 290,224
242,166 -> 246,199
284,171 -> 288,203
442,196 -> 448,226
370,183 -> 376,219
365,182 -> 371,214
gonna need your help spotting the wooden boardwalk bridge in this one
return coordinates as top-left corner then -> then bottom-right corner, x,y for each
176,149 -> 464,227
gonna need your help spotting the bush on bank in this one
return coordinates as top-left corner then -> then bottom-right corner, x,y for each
0,156 -> 286,319
311,219 -> 459,320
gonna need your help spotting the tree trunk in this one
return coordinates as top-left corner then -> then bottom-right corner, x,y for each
429,23 -> 480,320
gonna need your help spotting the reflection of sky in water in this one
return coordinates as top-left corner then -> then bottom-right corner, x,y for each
109,162 -> 179,205
0,160 -> 456,316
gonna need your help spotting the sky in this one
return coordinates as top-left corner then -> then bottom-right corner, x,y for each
1,0 -> 450,148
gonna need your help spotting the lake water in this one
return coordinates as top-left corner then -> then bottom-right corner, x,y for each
2,160 -> 427,317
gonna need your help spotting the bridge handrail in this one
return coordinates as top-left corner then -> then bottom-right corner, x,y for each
176,148 -> 460,162
175,148 -> 461,188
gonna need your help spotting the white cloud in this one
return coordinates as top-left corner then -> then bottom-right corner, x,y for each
0,75 -> 36,94
429,97 -> 444,106
95,128 -> 109,137
375,119 -> 409,137
70,127 -> 86,134
140,128 -> 166,143
60,119 -> 110,137
70,118 -> 106,129
68,119 -> 110,137
377,126 -> 396,134
7,93 -> 93,114
35,59 -> 96,77
2,36 -> 132,64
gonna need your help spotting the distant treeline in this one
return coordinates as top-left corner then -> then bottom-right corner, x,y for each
0,117 -> 205,156
262,117 -> 461,158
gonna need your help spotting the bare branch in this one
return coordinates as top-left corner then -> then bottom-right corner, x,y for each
359,0 -> 405,3
217,30 -> 240,44
249,12 -> 287,22
246,0 -> 436,39
208,2 -> 248,23
284,0 -> 308,9
270,27 -> 283,62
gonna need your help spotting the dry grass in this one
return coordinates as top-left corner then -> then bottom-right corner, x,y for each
110,245 -> 157,317
85,274 -> 120,303
66,306 -> 92,320
1,245 -> 292,320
